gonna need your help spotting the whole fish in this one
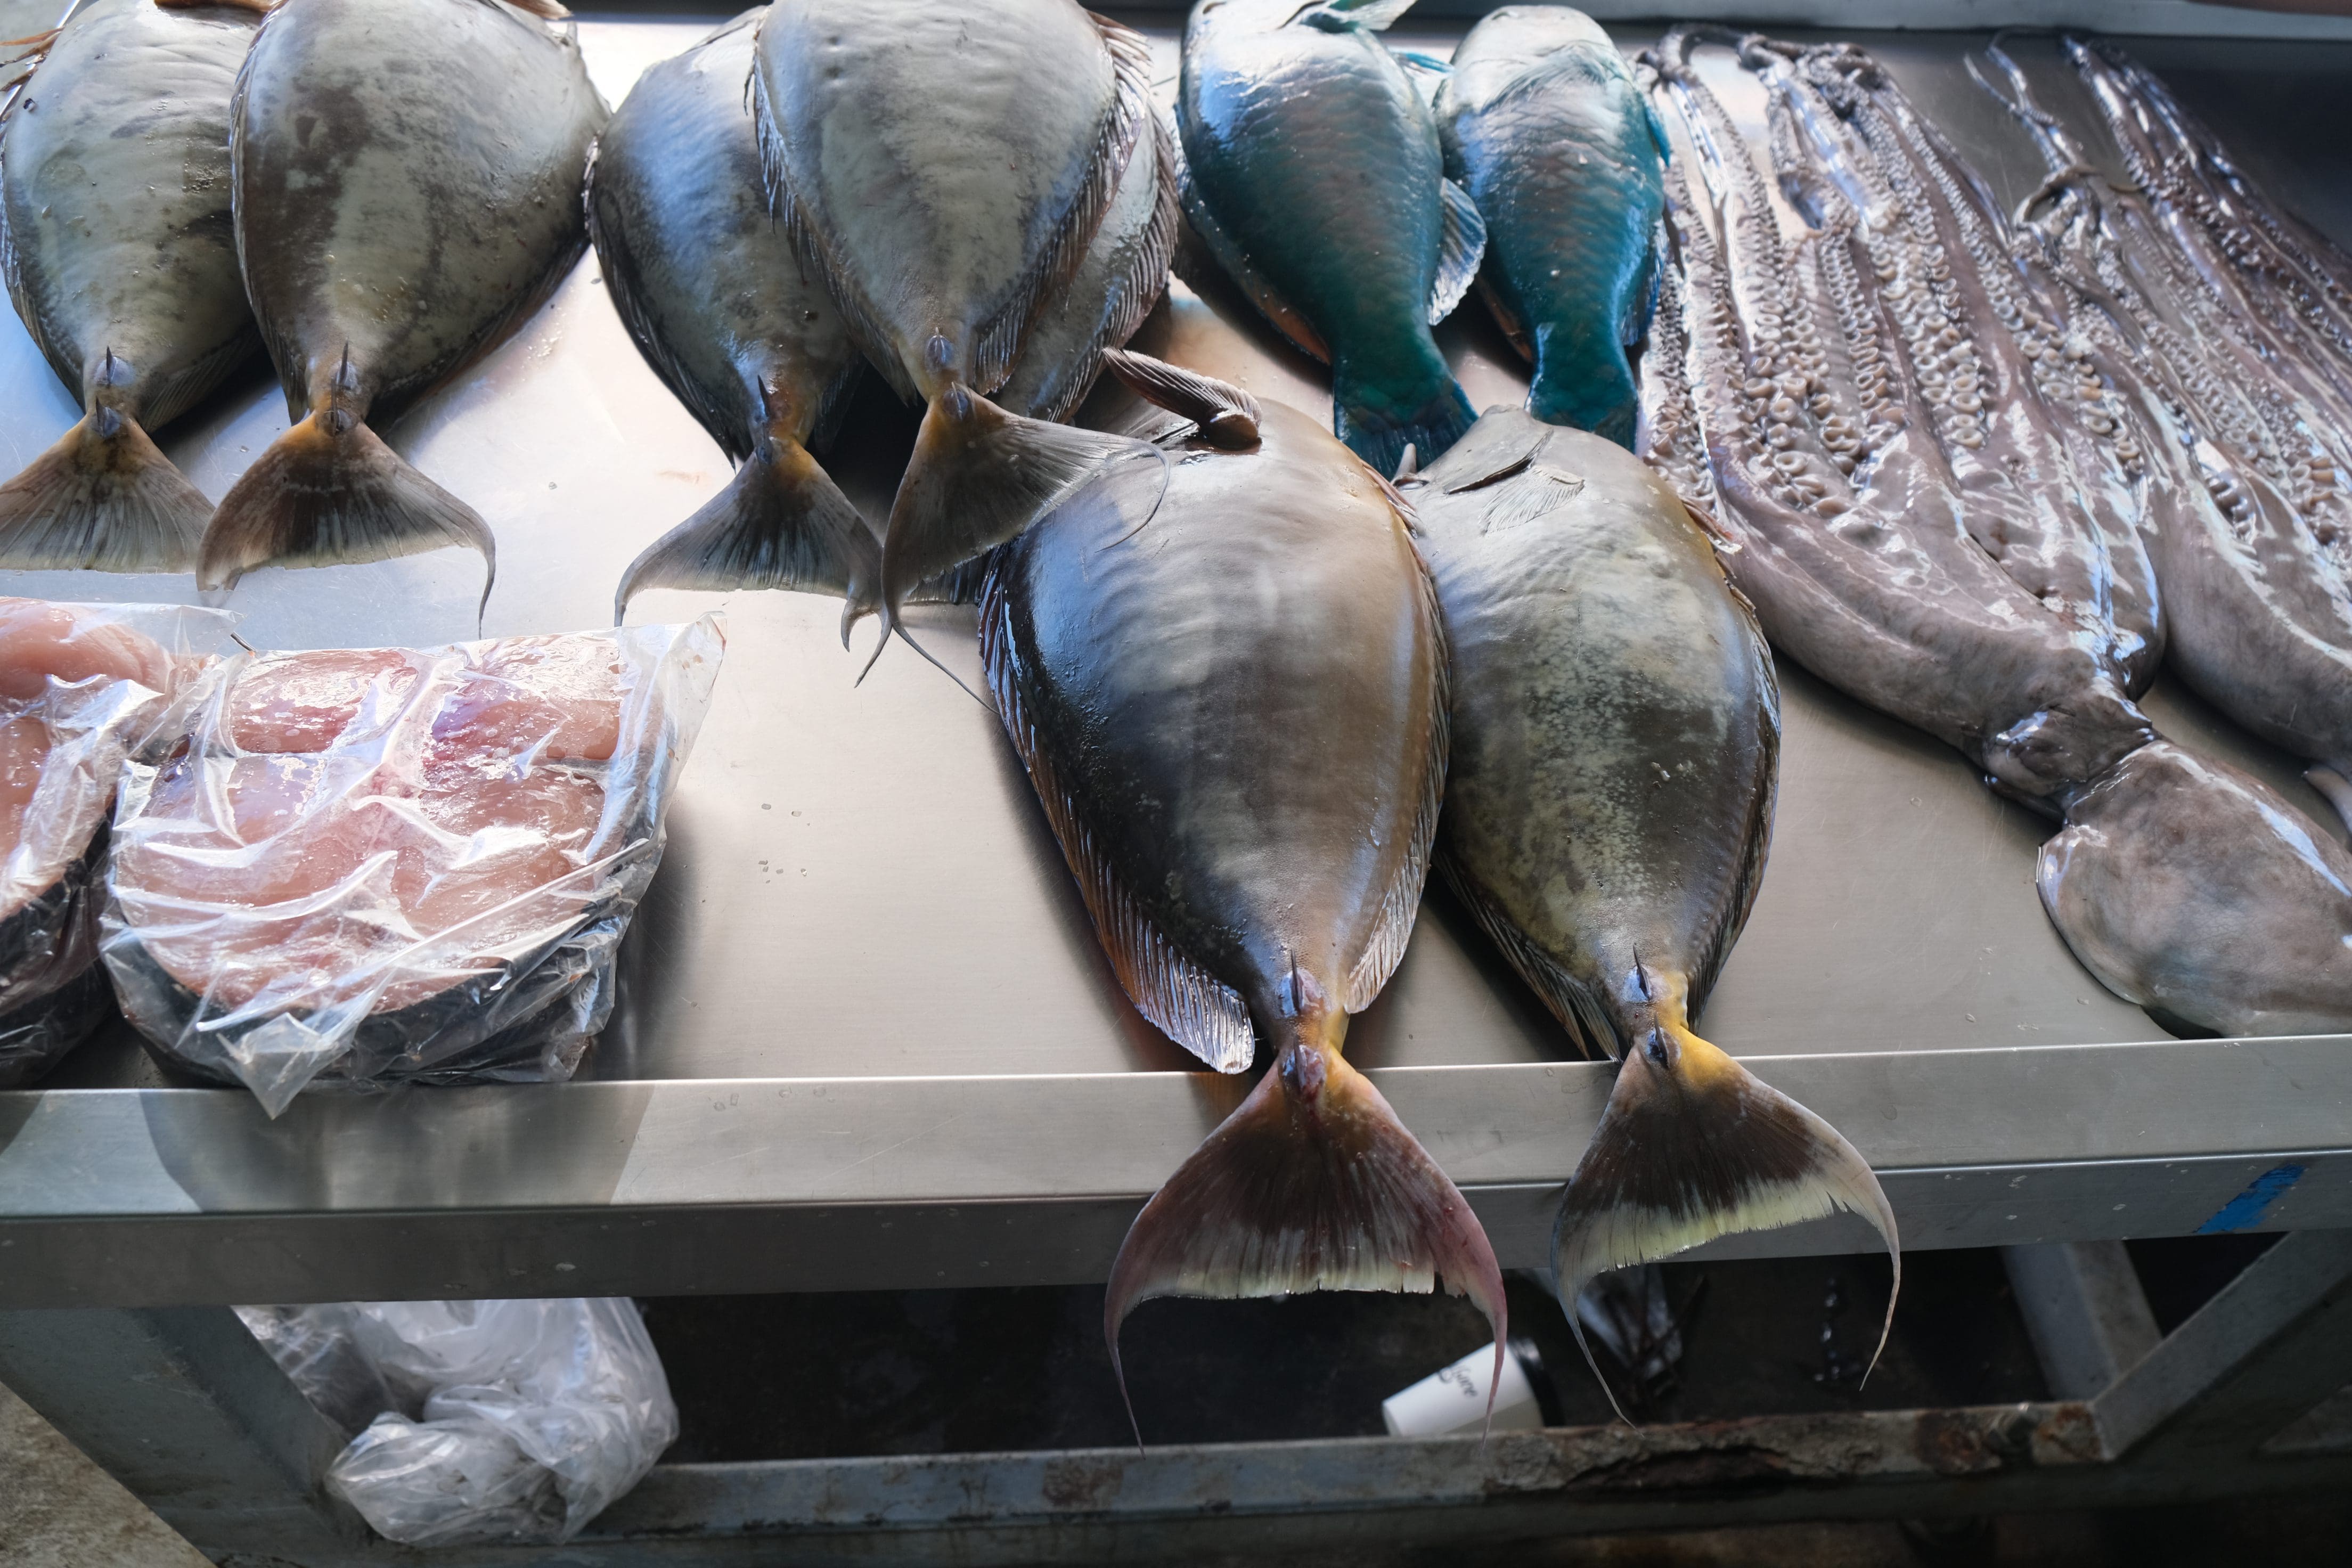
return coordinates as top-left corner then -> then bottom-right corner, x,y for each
200,0 -> 606,602
1648,36 -> 2352,1036
1408,407 -> 1893,1407
980,350 -> 1501,1436
1178,0 -> 1484,475
591,10 -> 876,624
0,0 -> 261,570
998,116 -> 1178,424
1433,7 -> 1664,445
752,0 -> 1162,641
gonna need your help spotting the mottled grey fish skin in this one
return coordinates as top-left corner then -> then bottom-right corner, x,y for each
589,8 -> 858,461
1412,410 -> 1770,1051
232,0 -> 604,428
999,118 -> 1177,424
754,0 -> 1127,402
0,0 -> 258,435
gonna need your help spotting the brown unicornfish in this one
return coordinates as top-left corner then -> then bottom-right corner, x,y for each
0,0 -> 262,569
591,9 -> 876,627
200,0 -> 605,607
1407,407 -> 1896,1416
751,0 -> 1167,662
979,349 -> 1501,1441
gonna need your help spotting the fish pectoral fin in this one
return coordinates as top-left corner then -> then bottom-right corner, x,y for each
1101,349 -> 1262,449
199,412 -> 496,615
1430,178 -> 1488,326
1169,116 -> 1333,365
0,411 -> 210,573
613,436 -> 878,630
1553,1012 -> 1898,1422
980,573 -> 1257,1072
1106,1038 -> 1505,1444
878,388 -> 1158,648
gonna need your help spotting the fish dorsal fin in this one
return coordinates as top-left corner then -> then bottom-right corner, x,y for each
1170,112 -> 1333,364
1436,858 -> 1620,1060
1102,349 -> 1262,449
979,569 -> 1257,1074
1393,48 -> 1450,112
1343,554 -> 1447,1012
1430,178 -> 1488,326
970,10 -> 1155,396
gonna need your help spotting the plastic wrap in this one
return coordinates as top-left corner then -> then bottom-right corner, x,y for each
102,616 -> 724,1113
0,597 -> 236,1086
238,1297 -> 678,1548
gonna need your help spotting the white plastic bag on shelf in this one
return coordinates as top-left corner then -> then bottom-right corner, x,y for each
237,1297 -> 678,1548
0,598 -> 236,1085
103,616 -> 724,1112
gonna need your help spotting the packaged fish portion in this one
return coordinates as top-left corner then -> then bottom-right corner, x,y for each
102,617 -> 724,1113
0,597 -> 232,1085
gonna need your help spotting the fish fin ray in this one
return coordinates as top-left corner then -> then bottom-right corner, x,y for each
1552,1015 -> 1899,1389
1101,349 -> 1262,448
879,389 -> 1154,635
0,413 -> 210,573
1106,1041 -> 1504,1435
1303,0 -> 1419,31
1007,115 -> 1180,424
1478,275 -> 1535,364
1344,553 -> 1447,1012
981,568 -> 1256,1072
756,67 -> 923,406
1692,622 -> 1779,1014
199,413 -> 495,611
1169,113 -> 1332,364
970,11 -> 1154,397
614,437 -> 878,623
1394,48 -> 1449,112
1436,859 -> 1619,1061
1430,178 -> 1488,325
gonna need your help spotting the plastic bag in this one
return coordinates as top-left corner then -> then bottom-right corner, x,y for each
0,598 -> 236,1086
102,617 -> 724,1113
237,1298 -> 678,1548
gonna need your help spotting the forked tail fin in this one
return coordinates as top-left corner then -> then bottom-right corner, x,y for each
613,435 -> 878,627
871,382 -> 1161,672
0,410 -> 211,571
199,410 -> 495,611
1552,977 -> 1898,1422
1105,987 -> 1506,1447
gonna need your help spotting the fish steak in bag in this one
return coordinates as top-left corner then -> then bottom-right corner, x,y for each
0,598 -> 232,1083
102,617 -> 723,1112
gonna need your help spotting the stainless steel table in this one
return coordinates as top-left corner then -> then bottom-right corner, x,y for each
1,6 -> 2349,1563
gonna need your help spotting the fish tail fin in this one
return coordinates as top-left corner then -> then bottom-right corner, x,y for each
613,435 -> 878,627
200,410 -> 495,610
0,409 -> 210,571
1527,328 -> 1641,449
1106,989 -> 1506,1445
1332,363 -> 1476,478
875,385 -> 1160,663
1553,984 -> 1898,1420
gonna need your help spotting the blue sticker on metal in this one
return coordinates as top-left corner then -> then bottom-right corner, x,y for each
2195,1163 -> 2307,1235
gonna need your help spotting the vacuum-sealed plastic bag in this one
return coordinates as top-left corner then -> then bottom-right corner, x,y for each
103,617 -> 723,1113
238,1298 -> 677,1548
0,597 -> 235,1085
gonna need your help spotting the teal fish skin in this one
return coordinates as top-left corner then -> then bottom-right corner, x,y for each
1436,6 -> 1664,447
1179,0 -> 1473,473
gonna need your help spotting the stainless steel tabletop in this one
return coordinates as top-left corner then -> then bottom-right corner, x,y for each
0,11 -> 2347,1308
